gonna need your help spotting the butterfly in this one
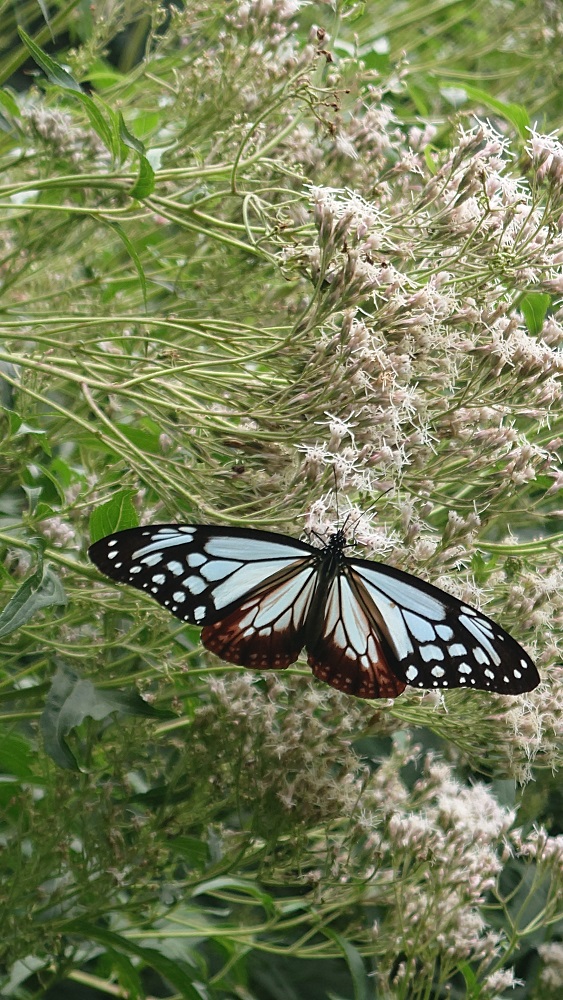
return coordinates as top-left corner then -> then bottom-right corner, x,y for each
88,524 -> 540,699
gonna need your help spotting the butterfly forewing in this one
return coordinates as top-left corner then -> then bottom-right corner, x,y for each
350,560 -> 540,695
306,572 -> 407,699
88,525 -> 315,628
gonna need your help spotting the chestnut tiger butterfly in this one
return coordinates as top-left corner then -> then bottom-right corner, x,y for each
89,524 -> 540,699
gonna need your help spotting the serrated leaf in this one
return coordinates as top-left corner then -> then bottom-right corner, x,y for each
0,558 -> 66,639
119,112 -> 145,156
73,91 -> 115,153
130,155 -> 155,199
115,422 -> 161,453
22,484 -> 43,514
18,28 -> 83,92
89,490 -> 138,543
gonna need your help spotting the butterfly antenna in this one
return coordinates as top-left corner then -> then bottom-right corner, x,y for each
332,463 -> 340,523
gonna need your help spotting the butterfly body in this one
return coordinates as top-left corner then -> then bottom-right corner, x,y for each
89,523 -> 540,700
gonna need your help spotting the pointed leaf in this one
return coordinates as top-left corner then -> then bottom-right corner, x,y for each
438,80 -> 529,137
324,929 -> 369,1000
73,91 -> 115,153
0,558 -> 66,639
89,489 -> 138,543
41,664 -> 172,769
520,292 -> 551,335
99,219 -> 147,307
130,156 -> 155,199
119,112 -> 145,156
18,29 -> 83,92
61,923 -> 204,999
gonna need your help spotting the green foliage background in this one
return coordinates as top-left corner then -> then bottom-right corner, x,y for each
0,2 -> 562,998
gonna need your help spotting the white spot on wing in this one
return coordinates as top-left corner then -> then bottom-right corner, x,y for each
200,559 -> 243,582
420,644 -> 444,662
404,611 -> 436,642
173,591 -> 186,603
459,615 -> 501,665
187,551 -> 206,568
141,553 -> 162,567
431,665 -> 445,678
405,665 -> 418,681
436,624 -> 454,640
449,643 -> 467,657
133,531 -> 194,559
167,561 -> 184,576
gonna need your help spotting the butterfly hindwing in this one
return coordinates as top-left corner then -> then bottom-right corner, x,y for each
202,561 -> 319,670
349,559 -> 539,695
88,525 -> 315,629
306,572 -> 407,698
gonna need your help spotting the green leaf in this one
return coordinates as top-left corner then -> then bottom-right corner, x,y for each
61,923 -> 205,999
520,292 -> 551,335
73,91 -> 115,154
99,948 -> 143,1000
0,88 -> 20,119
0,360 -> 19,409
191,878 -> 276,917
324,929 -> 369,1000
115,422 -> 161,453
99,219 -> 147,307
118,112 -> 145,156
171,836 -> 210,867
17,28 -> 83,92
107,689 -> 175,721
438,80 -> 529,137
40,665 -> 172,770
0,732 -> 35,779
89,489 -> 138,543
130,155 -> 156,199
0,557 -> 66,639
